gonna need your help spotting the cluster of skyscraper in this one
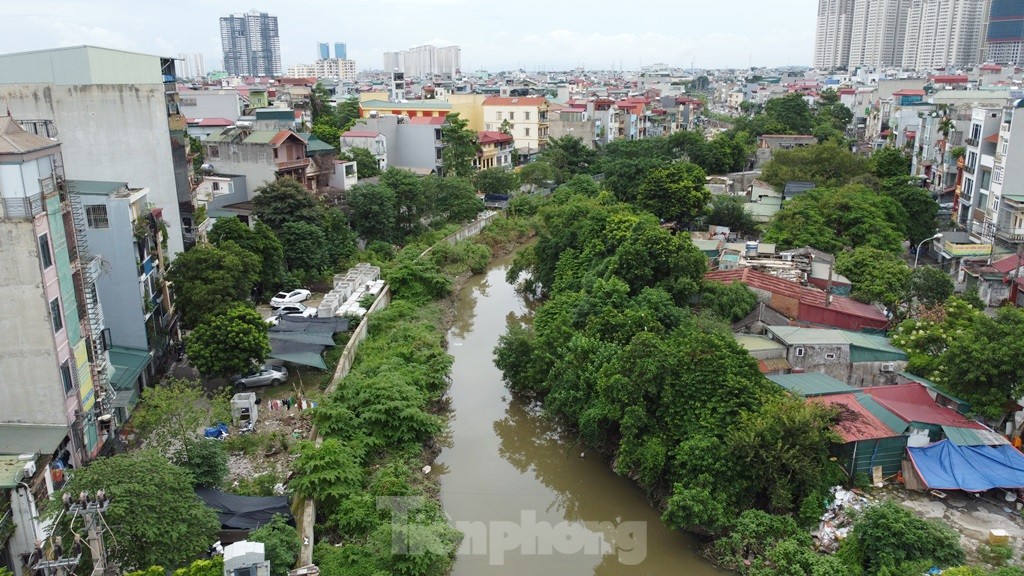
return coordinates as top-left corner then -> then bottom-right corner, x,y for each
317,42 -> 347,60
383,45 -> 461,78
219,10 -> 282,77
814,0 -> 1024,71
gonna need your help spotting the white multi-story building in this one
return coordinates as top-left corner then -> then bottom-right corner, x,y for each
286,59 -> 357,81
814,0 -> 856,69
903,0 -> 988,70
176,52 -> 206,80
849,0 -> 910,68
383,45 -> 461,78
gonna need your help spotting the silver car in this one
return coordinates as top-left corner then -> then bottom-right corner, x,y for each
231,365 -> 289,391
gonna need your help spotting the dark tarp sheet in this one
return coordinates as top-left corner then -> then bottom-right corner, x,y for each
907,439 -> 1024,492
268,339 -> 328,369
196,488 -> 292,529
271,315 -> 349,334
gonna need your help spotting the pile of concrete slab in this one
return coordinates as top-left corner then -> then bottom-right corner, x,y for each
317,263 -> 384,319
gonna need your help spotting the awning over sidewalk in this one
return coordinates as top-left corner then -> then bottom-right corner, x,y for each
108,346 -> 151,391
907,439 -> 1024,491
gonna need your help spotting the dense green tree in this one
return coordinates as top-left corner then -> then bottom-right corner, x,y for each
251,177 -> 321,233
172,438 -> 228,488
208,218 -> 285,299
883,184 -> 939,245
51,451 -> 219,570
278,220 -> 329,273
339,146 -> 381,178
345,183 -> 398,244
131,378 -> 226,468
187,304 -> 271,378
440,112 -> 478,178
381,168 -> 429,237
518,161 -> 556,191
248,515 -> 301,576
762,93 -> 814,134
167,243 -> 259,329
600,156 -> 669,203
836,246 -> 913,312
636,161 -> 711,225
838,500 -> 964,575
871,147 -> 912,179
320,207 -> 358,268
336,98 -> 361,133
764,186 -> 906,254
702,194 -> 760,236
311,121 -> 339,152
540,135 -> 598,182
760,142 -> 869,190
472,167 -> 520,196
909,266 -> 954,307
384,249 -> 453,302
424,176 -> 483,224
699,280 -> 758,322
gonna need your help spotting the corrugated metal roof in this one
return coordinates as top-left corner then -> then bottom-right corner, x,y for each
766,326 -> 904,360
108,346 -> 150,391
942,425 -> 1010,446
864,383 -> 985,429
0,424 -> 68,455
0,117 -> 60,155
896,371 -> 970,409
735,334 -> 786,353
242,131 -> 281,144
808,393 -> 901,441
853,393 -> 910,434
758,358 -> 792,373
768,372 -> 855,397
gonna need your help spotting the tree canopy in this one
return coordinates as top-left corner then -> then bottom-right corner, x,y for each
167,243 -> 259,329
760,142 -> 869,190
187,303 -> 271,378
251,177 -> 322,233
440,112 -> 478,178
51,450 -> 219,571
636,161 -> 711,225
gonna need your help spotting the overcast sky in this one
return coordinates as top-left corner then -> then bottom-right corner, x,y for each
5,1 -> 816,72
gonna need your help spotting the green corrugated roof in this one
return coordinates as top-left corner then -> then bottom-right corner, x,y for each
941,425 -> 1010,446
767,326 -> 847,345
768,372 -> 855,397
70,180 -> 127,196
108,346 -> 150,391
0,456 -> 28,488
298,133 -> 336,153
242,131 -> 280,144
735,334 -> 785,353
854,392 -> 910,434
204,131 -> 236,143
360,99 -> 452,110
767,326 -> 906,360
0,424 -> 68,455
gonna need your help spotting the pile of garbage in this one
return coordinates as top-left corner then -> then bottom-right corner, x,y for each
812,486 -> 873,552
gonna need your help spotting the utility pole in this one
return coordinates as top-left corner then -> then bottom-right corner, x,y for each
33,490 -> 112,576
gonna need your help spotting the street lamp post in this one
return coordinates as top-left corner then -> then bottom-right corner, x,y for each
914,233 -> 944,268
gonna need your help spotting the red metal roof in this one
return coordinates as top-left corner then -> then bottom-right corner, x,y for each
478,131 -> 513,144
808,393 -> 899,441
188,118 -> 234,127
864,383 -> 984,429
705,268 -> 888,331
930,75 -> 969,84
981,64 -> 1003,72
991,256 -> 1024,274
407,116 -> 446,125
341,130 -> 380,138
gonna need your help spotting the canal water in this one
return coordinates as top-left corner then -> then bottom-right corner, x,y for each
436,250 -> 727,576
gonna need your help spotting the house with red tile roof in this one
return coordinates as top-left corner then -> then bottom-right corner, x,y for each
476,131 -> 514,169
481,96 -> 550,153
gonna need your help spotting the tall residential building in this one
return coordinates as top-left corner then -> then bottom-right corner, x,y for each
0,117 -> 113,470
286,59 -> 357,81
335,42 -> 347,60
317,42 -> 330,60
220,10 -> 282,77
176,52 -> 206,79
814,0 -> 855,69
383,45 -> 461,78
986,0 -> 1024,64
903,0 -> 988,70
849,0 -> 910,68
0,46 -> 193,260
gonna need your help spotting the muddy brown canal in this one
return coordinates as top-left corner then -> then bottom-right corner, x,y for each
436,250 -> 727,575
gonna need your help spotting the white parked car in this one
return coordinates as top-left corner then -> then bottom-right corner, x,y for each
273,303 -> 317,318
270,289 -> 311,308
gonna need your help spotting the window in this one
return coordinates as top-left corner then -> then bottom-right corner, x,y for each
525,111 -> 531,120
212,182 -> 220,191
85,205 -> 109,229
981,170 -> 992,190
509,112 -> 515,121
971,123 -> 981,141
795,346 -> 805,357
49,297 -> 63,333
525,127 -> 530,137
495,111 -> 503,121
208,145 -> 220,158
995,166 -> 1004,185
60,361 -> 74,395
825,352 -> 837,360
967,151 -> 977,170
963,178 -> 973,198
39,233 -> 53,269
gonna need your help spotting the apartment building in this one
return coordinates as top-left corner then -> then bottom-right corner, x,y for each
481,97 -> 550,152
848,0 -> 910,68
961,103 -> 1024,250
987,0 -> 1024,64
814,0 -> 856,69
220,11 -> 282,77
285,59 -> 357,81
383,45 -> 461,78
903,0 -> 988,70
0,46 -> 194,257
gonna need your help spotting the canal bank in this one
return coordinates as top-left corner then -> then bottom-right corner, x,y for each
437,249 -> 726,575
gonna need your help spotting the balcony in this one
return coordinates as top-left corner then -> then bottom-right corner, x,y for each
275,157 -> 311,171
1,193 -> 45,218
965,137 -> 979,147
995,229 -> 1024,243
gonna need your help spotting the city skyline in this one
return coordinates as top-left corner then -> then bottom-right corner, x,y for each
3,0 -> 816,73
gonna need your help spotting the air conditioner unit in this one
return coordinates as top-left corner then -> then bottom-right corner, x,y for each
23,461 -> 36,478
880,362 -> 896,372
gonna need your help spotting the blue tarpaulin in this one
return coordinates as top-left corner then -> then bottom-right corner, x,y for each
907,439 -> 1024,491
